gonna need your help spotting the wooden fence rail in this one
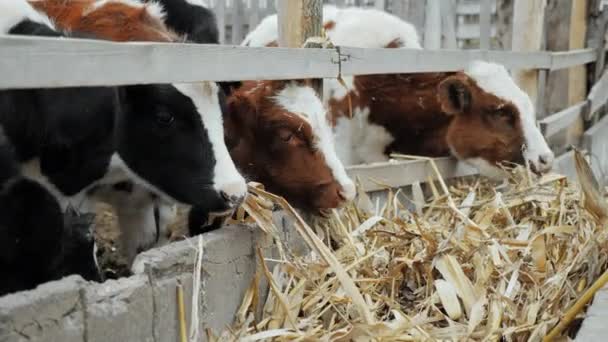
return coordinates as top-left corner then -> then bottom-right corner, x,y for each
0,35 -> 601,89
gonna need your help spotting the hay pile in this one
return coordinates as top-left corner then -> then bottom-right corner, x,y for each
210,151 -> 608,341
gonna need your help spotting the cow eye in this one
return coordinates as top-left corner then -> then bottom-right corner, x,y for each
278,129 -> 294,142
492,109 -> 516,126
156,112 -> 174,125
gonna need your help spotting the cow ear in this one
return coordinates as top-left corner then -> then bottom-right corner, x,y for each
438,77 -> 472,115
224,93 -> 257,150
217,81 -> 242,97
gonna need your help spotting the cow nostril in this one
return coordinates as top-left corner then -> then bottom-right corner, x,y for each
231,194 -> 245,207
337,188 -> 345,201
220,190 -> 230,202
537,153 -> 554,168
221,191 -> 245,208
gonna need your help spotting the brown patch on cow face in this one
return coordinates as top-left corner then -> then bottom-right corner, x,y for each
384,38 -> 403,48
31,0 -> 180,42
225,80 -> 346,211
323,20 -> 336,31
438,74 -> 526,167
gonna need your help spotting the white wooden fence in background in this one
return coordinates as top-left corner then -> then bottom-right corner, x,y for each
200,0 -> 497,49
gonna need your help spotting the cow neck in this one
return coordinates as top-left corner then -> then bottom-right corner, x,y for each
329,72 -> 459,158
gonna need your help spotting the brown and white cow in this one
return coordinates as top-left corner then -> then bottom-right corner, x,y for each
29,0 -> 180,42
225,79 -> 355,211
244,6 -> 555,179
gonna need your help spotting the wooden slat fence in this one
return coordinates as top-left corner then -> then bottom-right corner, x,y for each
0,3 -> 606,188
203,0 -> 497,49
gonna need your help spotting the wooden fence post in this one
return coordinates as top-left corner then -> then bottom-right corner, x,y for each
215,0 -> 226,44
278,0 -> 324,95
564,0 -> 589,145
511,0 -> 547,105
424,0 -> 442,49
440,0 -> 457,49
479,0 -> 493,49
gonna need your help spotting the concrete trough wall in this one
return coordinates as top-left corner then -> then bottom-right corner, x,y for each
0,212 -> 307,342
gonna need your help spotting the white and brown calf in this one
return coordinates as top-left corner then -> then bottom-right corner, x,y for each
244,5 -> 554,178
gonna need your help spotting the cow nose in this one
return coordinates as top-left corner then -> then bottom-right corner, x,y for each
539,153 -> 554,167
217,180 -> 247,207
220,190 -> 245,208
339,180 -> 356,202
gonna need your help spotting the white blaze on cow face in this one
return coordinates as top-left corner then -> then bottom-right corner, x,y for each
0,0 -> 54,34
173,82 -> 247,202
464,61 -> 554,174
273,83 -> 356,202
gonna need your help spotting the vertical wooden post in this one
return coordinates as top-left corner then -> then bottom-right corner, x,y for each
479,0 -> 493,49
393,0 -> 426,44
594,9 -> 608,82
511,0 -> 547,104
424,0 -> 442,49
440,0 -> 457,49
564,0 -> 589,144
249,0 -> 260,34
569,0 -> 589,106
278,0 -> 323,96
374,0 -> 386,11
215,0 -> 226,44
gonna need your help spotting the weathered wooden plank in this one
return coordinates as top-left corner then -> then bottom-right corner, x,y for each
278,0 -> 323,95
441,0 -> 458,49
552,150 -> 578,181
346,157 -> 478,192
539,101 -> 588,138
511,0 -> 546,105
551,48 -> 598,69
0,35 -> 601,89
536,69 -> 548,118
456,1 -> 497,15
588,70 -> 608,116
479,0 -> 493,49
456,22 -> 497,40
582,114 -> 608,186
0,36 -> 338,89
594,10 -> 608,81
424,0 -> 442,49
249,0 -> 261,34
231,0 -> 244,44
215,0 -> 226,44
374,0 -> 386,10
338,47 -> 552,74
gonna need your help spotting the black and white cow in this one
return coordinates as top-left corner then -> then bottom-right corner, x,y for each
0,0 -> 247,265
0,126 -> 102,297
143,0 -> 220,44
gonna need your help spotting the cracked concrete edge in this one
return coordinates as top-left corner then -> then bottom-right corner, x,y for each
0,275 -> 88,342
0,214 -> 307,342
574,284 -> 608,341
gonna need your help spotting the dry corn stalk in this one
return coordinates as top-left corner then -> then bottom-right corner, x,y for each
213,155 -> 608,341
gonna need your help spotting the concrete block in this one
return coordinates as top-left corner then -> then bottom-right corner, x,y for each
84,275 -> 153,342
0,275 -> 87,342
199,225 -> 257,337
132,224 -> 254,277
575,285 -> 608,341
151,273 -> 193,342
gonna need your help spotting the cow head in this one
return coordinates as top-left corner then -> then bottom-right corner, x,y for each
438,61 -> 554,179
114,81 -> 247,215
225,80 -> 355,212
